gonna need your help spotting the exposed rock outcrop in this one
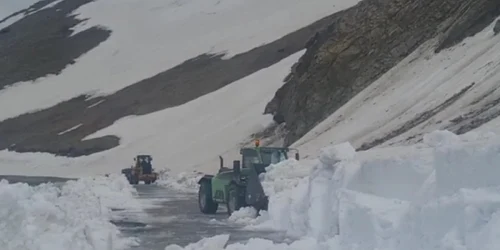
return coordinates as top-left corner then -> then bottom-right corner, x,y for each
264,0 -> 500,147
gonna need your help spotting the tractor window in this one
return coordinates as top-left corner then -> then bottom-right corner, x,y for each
243,149 -> 287,167
261,150 -> 287,164
244,155 -> 260,168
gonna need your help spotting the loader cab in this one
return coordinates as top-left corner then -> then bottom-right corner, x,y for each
134,155 -> 153,174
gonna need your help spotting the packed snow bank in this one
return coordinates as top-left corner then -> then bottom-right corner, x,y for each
253,142 -> 360,239
155,169 -> 204,193
164,130 -> 500,250
227,207 -> 259,224
433,135 -> 500,195
392,187 -> 500,250
0,174 -> 140,250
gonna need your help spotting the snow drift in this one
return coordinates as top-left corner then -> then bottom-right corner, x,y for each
0,174 -> 140,250
155,169 -> 204,193
165,130 -> 500,250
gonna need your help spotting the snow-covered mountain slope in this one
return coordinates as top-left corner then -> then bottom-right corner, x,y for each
0,0 -> 352,121
0,50 -> 303,177
0,0 -> 499,180
294,19 -> 500,159
263,0 -> 500,149
0,0 -> 358,176
79,51 -> 305,175
2,1 -> 500,249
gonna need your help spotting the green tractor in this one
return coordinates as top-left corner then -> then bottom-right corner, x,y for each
197,140 -> 299,215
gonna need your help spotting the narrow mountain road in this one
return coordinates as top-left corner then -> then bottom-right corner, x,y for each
117,184 -> 289,249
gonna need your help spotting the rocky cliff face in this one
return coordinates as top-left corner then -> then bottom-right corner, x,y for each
264,0 -> 500,147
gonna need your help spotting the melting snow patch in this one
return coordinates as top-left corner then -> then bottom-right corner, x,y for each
228,207 -> 259,225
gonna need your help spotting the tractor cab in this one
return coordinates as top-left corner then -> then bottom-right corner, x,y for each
241,147 -> 296,167
217,139 -> 300,174
240,145 -> 298,174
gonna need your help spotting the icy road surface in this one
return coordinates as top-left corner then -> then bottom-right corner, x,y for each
118,184 -> 289,249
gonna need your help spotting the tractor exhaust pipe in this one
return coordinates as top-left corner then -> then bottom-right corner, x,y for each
219,156 -> 223,169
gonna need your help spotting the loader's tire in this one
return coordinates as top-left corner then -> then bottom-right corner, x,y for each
198,180 -> 218,214
130,175 -> 139,185
145,180 -> 151,185
125,174 -> 133,185
254,197 -> 268,212
122,169 -> 133,184
227,183 -> 246,216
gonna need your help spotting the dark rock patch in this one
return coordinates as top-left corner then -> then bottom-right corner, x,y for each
446,91 -> 500,134
469,81 -> 499,106
0,0 -> 58,24
0,10 -> 337,157
0,0 -> 111,89
264,0 -> 500,147
435,1 -> 500,52
494,20 -> 500,35
110,220 -> 148,228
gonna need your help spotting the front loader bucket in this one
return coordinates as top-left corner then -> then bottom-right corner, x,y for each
244,163 -> 269,210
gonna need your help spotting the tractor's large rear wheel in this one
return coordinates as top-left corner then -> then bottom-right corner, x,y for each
198,181 -> 218,214
227,183 -> 246,216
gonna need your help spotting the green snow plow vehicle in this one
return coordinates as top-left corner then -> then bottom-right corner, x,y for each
197,140 -> 300,215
